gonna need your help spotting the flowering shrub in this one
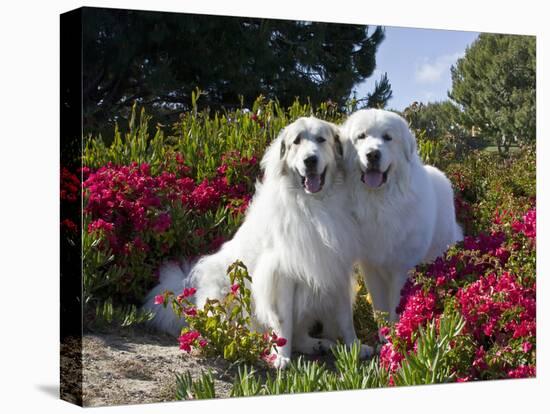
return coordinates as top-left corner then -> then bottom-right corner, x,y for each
379,207 -> 536,382
82,153 -> 257,318
156,261 -> 286,364
447,146 -> 535,235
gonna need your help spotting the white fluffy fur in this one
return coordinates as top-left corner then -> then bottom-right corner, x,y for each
341,109 -> 463,322
143,117 -> 371,368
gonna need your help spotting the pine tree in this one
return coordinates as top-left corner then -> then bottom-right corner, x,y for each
449,34 -> 535,154
83,7 -> 391,133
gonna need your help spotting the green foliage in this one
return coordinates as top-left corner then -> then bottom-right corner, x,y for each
163,261 -> 279,364
93,299 -> 153,328
83,7 -> 390,133
176,343 -> 390,399
447,145 -> 535,234
402,101 -> 479,167
353,273 -> 381,345
84,96 -> 344,179
176,324 -> 479,400
175,371 -> 216,400
393,307 -> 466,385
403,101 -> 466,142
416,130 -> 445,167
450,34 -> 536,154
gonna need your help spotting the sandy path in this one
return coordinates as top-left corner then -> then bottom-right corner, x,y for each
76,329 -> 235,407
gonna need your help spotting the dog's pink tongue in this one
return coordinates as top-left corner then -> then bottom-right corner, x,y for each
305,174 -> 321,193
362,171 -> 383,188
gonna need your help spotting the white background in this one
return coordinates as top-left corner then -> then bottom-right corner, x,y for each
0,0 -> 547,412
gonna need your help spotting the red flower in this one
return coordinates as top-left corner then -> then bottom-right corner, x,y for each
88,218 -> 114,233
230,284 -> 240,295
177,287 -> 197,302
275,337 -> 287,347
153,295 -> 165,305
507,365 -> 535,379
270,333 -> 288,347
178,330 -> 201,353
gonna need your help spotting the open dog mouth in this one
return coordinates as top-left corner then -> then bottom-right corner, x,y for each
361,165 -> 390,188
300,167 -> 327,194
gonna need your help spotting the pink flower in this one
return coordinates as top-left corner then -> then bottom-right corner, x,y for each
199,339 -> 208,348
178,287 -> 197,302
183,287 -> 197,298
507,365 -> 535,379
379,326 -> 391,340
178,330 -> 201,353
275,337 -> 287,347
88,218 -> 114,233
184,307 -> 197,317
270,333 -> 287,347
261,352 -> 277,365
153,294 -> 164,305
379,342 -> 404,372
512,208 -> 536,240
522,342 -> 533,353
231,284 -> 240,295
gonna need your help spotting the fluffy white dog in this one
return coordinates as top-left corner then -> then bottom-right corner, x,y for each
341,109 -> 463,322
144,117 -> 371,368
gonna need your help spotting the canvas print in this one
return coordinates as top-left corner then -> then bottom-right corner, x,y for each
60,6 -> 536,407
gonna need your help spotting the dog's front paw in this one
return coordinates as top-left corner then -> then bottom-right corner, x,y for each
314,338 -> 336,354
272,354 -> 291,370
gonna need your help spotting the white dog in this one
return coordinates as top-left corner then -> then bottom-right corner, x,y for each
341,109 -> 463,323
144,117 -> 371,368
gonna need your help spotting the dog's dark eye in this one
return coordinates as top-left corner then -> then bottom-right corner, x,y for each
293,136 -> 301,145
357,132 -> 366,140
383,133 -> 392,141
316,137 -> 326,143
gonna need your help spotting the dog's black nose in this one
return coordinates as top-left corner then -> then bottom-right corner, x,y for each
304,155 -> 318,169
366,150 -> 381,163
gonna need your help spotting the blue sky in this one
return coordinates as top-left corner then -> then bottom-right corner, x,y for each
353,26 -> 480,111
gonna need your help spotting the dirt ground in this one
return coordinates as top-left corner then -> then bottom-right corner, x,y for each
61,328 -> 239,407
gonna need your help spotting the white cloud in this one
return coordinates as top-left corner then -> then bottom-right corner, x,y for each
415,52 -> 463,84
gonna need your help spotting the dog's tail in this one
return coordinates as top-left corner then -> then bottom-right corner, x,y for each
142,260 -> 194,337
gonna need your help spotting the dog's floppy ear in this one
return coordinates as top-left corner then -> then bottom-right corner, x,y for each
337,119 -> 358,173
401,121 -> 417,163
334,134 -> 343,158
261,126 -> 288,180
327,122 -> 343,158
